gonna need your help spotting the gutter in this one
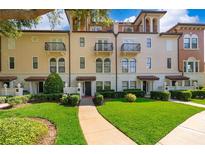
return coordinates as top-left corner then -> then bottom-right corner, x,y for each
68,32 -> 71,87
177,34 -> 183,76
0,36 -> 1,72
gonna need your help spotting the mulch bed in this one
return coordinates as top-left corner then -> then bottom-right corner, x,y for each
30,118 -> 57,145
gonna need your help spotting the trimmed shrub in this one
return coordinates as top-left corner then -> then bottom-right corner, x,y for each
0,97 -> 7,104
60,94 -> 69,105
170,90 -> 192,101
114,91 -> 125,98
123,89 -> 145,98
6,96 -> 29,105
70,95 -> 80,106
44,73 -> 64,94
191,90 -> 205,99
97,90 -> 115,98
150,91 -> 170,101
93,94 -> 104,106
30,93 -> 63,102
125,93 -> 137,102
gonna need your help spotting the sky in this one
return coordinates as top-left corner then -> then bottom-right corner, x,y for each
33,9 -> 205,32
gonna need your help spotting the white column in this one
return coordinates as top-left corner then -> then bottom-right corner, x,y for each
140,81 -> 143,90
29,82 -> 33,94
157,19 -> 160,32
150,17 -> 153,33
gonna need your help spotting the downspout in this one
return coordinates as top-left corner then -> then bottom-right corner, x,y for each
177,34 -> 183,76
114,33 -> 118,91
68,32 -> 71,87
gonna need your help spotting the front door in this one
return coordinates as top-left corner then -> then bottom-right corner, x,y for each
85,82 -> 91,96
143,81 -> 147,93
38,82 -> 44,93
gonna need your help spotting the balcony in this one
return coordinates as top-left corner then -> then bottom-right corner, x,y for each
121,43 -> 141,54
94,43 -> 113,55
45,42 -> 66,52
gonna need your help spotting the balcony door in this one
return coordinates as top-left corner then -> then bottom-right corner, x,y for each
123,39 -> 135,51
97,39 -> 108,51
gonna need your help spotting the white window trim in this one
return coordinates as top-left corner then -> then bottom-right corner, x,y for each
183,34 -> 199,50
32,56 -> 39,70
80,37 -> 85,47
146,37 -> 152,48
183,59 -> 200,73
48,57 -> 66,73
80,56 -> 86,69
96,57 -> 112,74
8,57 -> 15,70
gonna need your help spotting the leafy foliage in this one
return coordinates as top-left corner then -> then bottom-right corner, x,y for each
125,93 -> 137,102
44,73 -> 64,94
150,91 -> 170,101
0,118 -> 48,144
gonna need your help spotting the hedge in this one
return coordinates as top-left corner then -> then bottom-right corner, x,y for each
30,93 -> 63,102
97,90 -> 115,98
170,90 -> 192,101
123,89 -> 145,98
60,94 -> 80,106
150,91 -> 170,101
0,97 -> 7,104
6,96 -> 29,105
191,90 -> 205,99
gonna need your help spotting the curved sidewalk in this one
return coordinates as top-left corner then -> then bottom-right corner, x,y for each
78,97 -> 136,145
157,111 -> 205,145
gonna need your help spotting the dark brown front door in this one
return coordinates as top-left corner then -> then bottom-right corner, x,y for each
38,82 -> 44,93
143,81 -> 147,93
85,81 -> 91,96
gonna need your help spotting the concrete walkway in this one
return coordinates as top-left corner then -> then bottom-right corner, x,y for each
78,97 -> 136,145
158,111 -> 205,145
0,103 -> 11,109
170,99 -> 205,108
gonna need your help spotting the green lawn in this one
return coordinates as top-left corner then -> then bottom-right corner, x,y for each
97,98 -> 204,145
0,103 -> 86,145
191,99 -> 205,105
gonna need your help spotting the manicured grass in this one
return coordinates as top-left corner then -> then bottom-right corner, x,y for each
0,103 -> 86,145
0,118 -> 48,145
191,99 -> 205,105
97,98 -> 204,144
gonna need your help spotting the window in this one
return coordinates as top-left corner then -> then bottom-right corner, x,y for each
184,61 -> 187,72
50,38 -> 64,50
104,81 -> 111,90
104,58 -> 111,73
80,37 -> 85,47
192,38 -> 198,49
80,57 -> 85,69
185,80 -> 190,86
187,61 -> 194,72
8,38 -> 15,50
9,57 -> 15,69
96,58 -> 103,73
58,58 -> 65,73
146,38 -> 151,48
96,81 -> 103,92
184,38 -> 190,48
130,59 -> 136,73
146,57 -> 151,69
33,57 -> 38,69
50,58 -> 57,73
122,81 -> 129,90
124,26 -> 133,32
130,81 -> 136,89
122,58 -> 129,73
167,58 -> 171,69
195,61 -> 199,72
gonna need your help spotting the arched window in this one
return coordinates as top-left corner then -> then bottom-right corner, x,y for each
58,58 -> 65,73
184,57 -> 199,73
50,58 -> 57,73
191,34 -> 198,49
130,58 -> 136,73
153,18 -> 158,32
145,17 -> 150,32
96,58 -> 103,73
122,58 -> 129,73
104,58 -> 111,73
183,34 -> 191,49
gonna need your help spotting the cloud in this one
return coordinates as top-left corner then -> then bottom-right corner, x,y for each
123,16 -> 136,22
31,10 -> 69,30
160,9 -> 199,32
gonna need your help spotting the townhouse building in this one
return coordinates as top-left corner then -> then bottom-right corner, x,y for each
0,10 -> 204,96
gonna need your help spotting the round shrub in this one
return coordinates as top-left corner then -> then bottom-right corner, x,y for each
0,96 -> 7,104
60,94 -> 69,105
125,93 -> 137,102
93,94 -> 104,106
0,118 -> 48,145
44,73 -> 64,94
70,95 -> 80,106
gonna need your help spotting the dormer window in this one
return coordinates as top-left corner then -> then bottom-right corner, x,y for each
123,26 -> 133,32
90,26 -> 102,31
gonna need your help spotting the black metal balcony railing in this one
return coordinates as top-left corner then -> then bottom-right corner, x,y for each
94,43 -> 113,51
45,42 -> 66,51
121,43 -> 141,52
